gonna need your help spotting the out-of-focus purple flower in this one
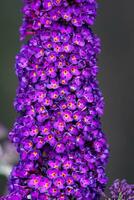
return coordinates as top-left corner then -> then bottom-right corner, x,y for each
109,179 -> 134,200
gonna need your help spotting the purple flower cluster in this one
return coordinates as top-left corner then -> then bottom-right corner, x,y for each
109,179 -> 134,200
20,0 -> 97,41
1,0 -> 109,199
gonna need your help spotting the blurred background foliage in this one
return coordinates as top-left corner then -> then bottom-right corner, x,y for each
0,0 -> 134,196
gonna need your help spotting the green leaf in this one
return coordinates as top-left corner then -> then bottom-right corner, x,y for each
117,193 -> 122,200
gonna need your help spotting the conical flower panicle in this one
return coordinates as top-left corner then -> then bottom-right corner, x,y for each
1,0 -> 109,199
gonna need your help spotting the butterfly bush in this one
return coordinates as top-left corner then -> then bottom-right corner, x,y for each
101,179 -> 134,200
1,0 -> 109,199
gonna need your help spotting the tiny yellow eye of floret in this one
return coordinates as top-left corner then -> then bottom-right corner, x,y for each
48,2 -> 51,7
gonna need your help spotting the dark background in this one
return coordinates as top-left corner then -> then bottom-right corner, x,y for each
0,0 -> 134,194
